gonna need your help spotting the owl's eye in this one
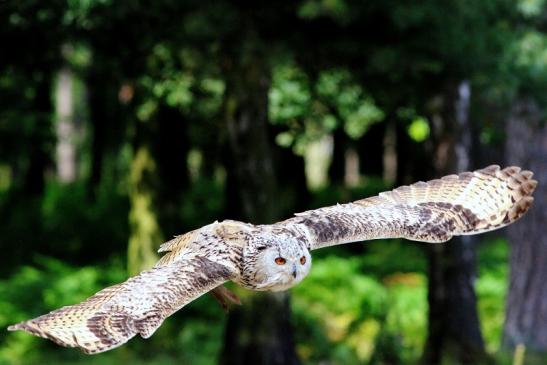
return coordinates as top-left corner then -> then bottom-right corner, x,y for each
274,257 -> 286,265
300,256 -> 307,265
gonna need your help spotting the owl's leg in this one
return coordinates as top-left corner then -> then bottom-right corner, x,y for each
210,285 -> 241,312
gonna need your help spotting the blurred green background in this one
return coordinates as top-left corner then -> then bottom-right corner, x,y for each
1,1 -> 546,364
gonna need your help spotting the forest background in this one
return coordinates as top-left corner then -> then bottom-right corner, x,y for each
0,1 -> 546,364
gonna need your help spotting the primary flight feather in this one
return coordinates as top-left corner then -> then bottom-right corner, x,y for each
8,165 -> 537,354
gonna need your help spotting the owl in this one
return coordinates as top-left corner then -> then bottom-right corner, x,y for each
8,165 -> 537,354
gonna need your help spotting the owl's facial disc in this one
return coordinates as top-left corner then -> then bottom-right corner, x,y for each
253,242 -> 311,291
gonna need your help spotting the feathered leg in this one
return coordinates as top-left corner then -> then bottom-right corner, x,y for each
210,285 -> 241,312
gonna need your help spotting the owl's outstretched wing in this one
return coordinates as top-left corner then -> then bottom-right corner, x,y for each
8,253 -> 235,354
290,165 -> 537,250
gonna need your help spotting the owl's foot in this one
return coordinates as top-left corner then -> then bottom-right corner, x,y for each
211,285 -> 241,312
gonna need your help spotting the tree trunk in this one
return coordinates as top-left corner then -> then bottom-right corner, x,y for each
220,41 -> 299,365
154,105 -> 189,234
87,66 -> 126,199
127,121 -> 161,276
88,82 -> 107,193
358,120 -> 385,177
55,66 -> 78,183
269,123 -> 310,215
127,104 -> 188,280
395,117 -> 429,186
422,81 -> 487,364
328,127 -> 348,186
23,74 -> 52,196
503,98 -> 547,353
382,120 -> 397,185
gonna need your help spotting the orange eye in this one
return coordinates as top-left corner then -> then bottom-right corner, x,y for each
274,257 -> 286,265
300,256 -> 306,265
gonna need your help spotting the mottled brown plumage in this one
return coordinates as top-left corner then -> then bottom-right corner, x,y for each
291,165 -> 537,248
8,165 -> 537,354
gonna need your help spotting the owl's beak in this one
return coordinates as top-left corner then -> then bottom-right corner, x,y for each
292,265 -> 297,278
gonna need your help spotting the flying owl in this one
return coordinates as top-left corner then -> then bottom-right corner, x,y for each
8,165 -> 537,354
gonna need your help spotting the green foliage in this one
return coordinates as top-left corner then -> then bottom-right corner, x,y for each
0,257 -> 125,364
512,31 -> 547,93
291,252 -> 428,364
0,179 -> 129,276
308,176 -> 390,208
316,69 -> 384,140
407,117 -> 430,143
136,44 -> 225,122
517,0 -> 546,18
180,177 -> 225,229
292,256 -> 387,364
269,62 -> 384,154
0,256 -> 229,365
476,239 -> 510,353
298,0 -> 351,23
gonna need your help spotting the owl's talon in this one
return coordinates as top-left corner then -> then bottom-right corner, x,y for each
211,286 -> 241,312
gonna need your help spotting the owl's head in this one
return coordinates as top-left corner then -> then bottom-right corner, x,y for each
246,229 -> 312,292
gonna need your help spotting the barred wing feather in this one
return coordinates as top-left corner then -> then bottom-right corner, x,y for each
8,255 -> 234,354
293,165 -> 537,249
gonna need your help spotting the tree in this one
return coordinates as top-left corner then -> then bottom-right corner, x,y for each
219,31 -> 299,365
503,98 -> 547,354
127,117 -> 162,275
422,81 -> 487,364
54,55 -> 78,184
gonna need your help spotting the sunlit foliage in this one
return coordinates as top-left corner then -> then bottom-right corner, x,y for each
270,62 -> 384,154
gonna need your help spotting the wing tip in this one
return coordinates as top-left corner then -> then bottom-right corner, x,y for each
7,321 -> 36,334
7,323 -> 20,332
503,166 -> 537,197
502,196 -> 534,226
8,315 -> 130,354
494,166 -> 537,225
7,320 -> 67,347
